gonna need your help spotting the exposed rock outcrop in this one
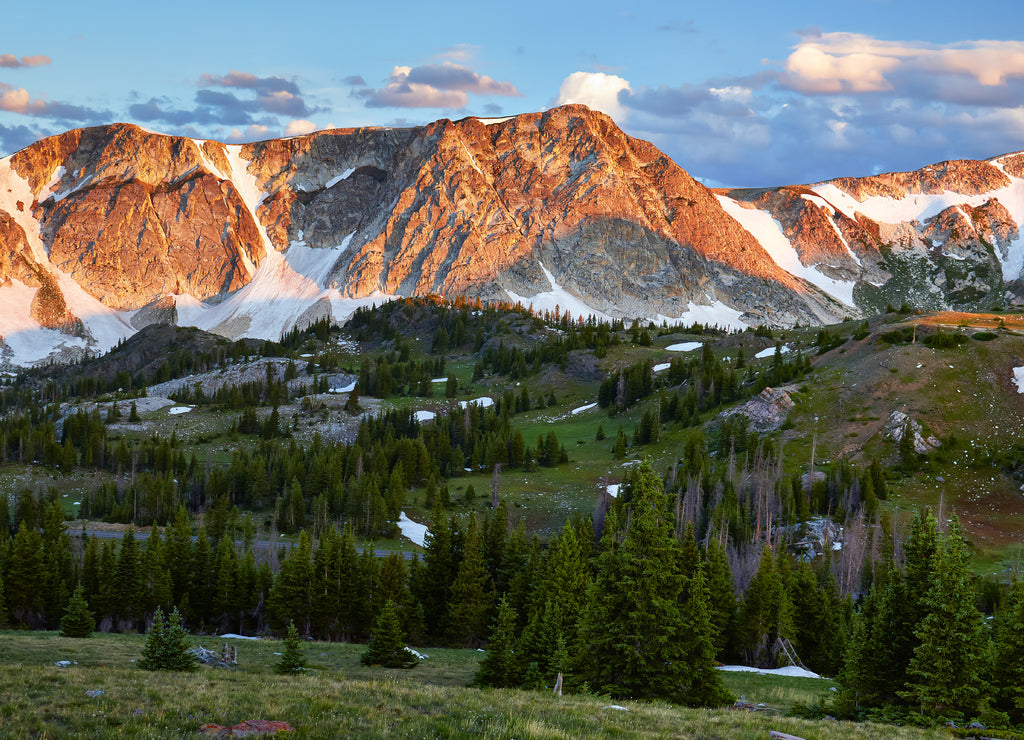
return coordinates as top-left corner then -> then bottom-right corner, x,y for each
1,105 -> 1023,366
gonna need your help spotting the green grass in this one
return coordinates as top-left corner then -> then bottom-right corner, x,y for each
0,631 -> 951,739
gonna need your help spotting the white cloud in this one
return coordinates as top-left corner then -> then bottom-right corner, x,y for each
284,119 -> 317,136
782,33 -> 1024,96
556,72 -> 632,123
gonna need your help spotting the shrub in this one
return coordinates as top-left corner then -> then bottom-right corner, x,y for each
972,331 -> 998,341
923,330 -> 968,348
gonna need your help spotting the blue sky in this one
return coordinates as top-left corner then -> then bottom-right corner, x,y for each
2,0 -> 1023,186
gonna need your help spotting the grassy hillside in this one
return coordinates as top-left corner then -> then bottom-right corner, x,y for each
0,631 -> 948,739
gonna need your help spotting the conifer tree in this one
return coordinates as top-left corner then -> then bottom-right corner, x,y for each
41,500 -> 73,627
680,563 -> 733,706
139,607 -> 196,671
6,520 -> 45,627
737,545 -> 795,667
446,518 -> 495,647
575,460 -> 728,705
267,530 -> 314,634
361,600 -> 417,668
474,595 -> 521,688
704,538 -> 736,658
0,574 -> 7,628
902,516 -> 987,716
276,620 -> 307,674
837,585 -> 881,712
991,578 -> 1024,722
417,502 -> 454,641
60,584 -> 95,638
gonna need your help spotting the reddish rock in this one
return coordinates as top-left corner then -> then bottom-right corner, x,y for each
198,719 -> 294,737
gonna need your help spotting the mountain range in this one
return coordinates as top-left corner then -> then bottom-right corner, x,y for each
1,103 -> 1022,367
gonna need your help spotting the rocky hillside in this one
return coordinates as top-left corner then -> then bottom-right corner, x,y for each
1,105 -> 1022,367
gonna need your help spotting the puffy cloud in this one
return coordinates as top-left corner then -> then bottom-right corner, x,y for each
781,32 -> 1024,101
358,63 -> 519,109
225,124 -> 273,143
0,54 -> 51,68
436,44 -> 479,62
407,62 -> 519,95
556,72 -> 632,122
199,70 -> 312,118
0,84 -> 106,121
284,119 -> 317,136
199,70 -> 300,95
124,69 -> 317,129
342,75 -> 366,86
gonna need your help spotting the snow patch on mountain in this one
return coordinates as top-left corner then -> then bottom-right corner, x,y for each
1013,367 -> 1024,393
0,281 -> 87,365
398,512 -> 428,547
0,157 -> 135,362
814,172 -> 1024,281
506,262 -> 612,321
665,342 -> 703,352
800,193 -> 862,266
656,301 -> 747,331
716,194 -> 856,306
325,168 -> 356,188
755,344 -> 791,359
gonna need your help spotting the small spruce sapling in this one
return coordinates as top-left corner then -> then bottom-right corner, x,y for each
139,607 -> 196,671
276,620 -> 307,674
361,601 -> 417,669
59,584 -> 95,638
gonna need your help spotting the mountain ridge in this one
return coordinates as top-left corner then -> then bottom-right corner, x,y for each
1,104 -> 1022,367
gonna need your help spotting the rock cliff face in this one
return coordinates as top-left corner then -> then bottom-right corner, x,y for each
1,104 -> 1023,366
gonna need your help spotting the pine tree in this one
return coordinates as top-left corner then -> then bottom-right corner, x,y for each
416,502 -> 454,641
991,578 -> 1024,722
575,460 -> 729,705
736,545 -> 795,667
6,520 -> 45,627
680,563 -> 733,706
60,584 -> 95,638
474,595 -> 521,688
902,516 -> 987,716
276,620 -> 307,674
361,600 -> 417,668
704,538 -> 736,658
139,607 -> 196,671
446,518 -> 495,648
836,585 -> 881,712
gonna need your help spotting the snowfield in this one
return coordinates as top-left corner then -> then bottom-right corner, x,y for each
717,665 -> 823,679
398,512 -> 428,547
716,194 -> 857,306
665,342 -> 703,352
506,262 -> 612,322
1013,367 -> 1024,393
754,345 -> 791,359
813,163 -> 1024,282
